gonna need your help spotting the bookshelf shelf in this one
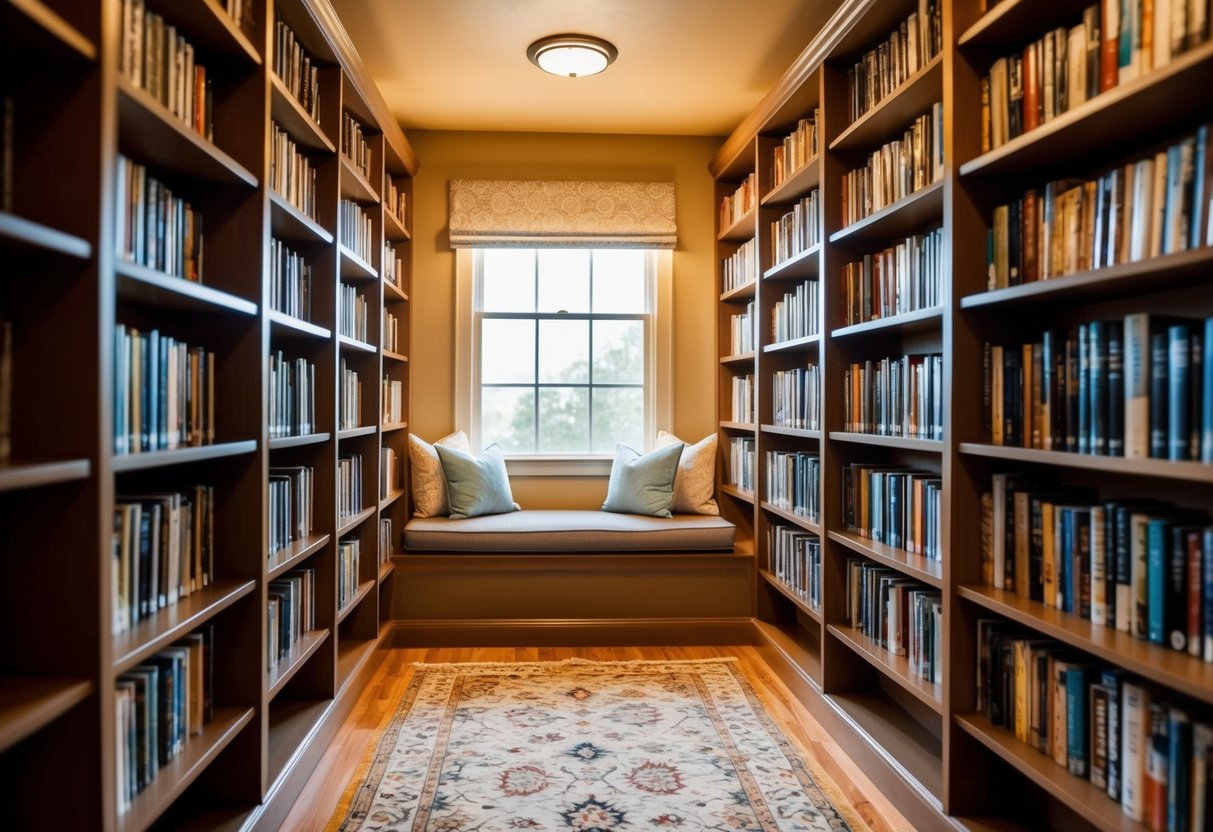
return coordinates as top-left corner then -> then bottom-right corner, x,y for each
117,707 -> 256,832
268,309 -> 331,340
831,305 -> 944,339
340,156 -> 380,204
762,156 -> 820,205
337,580 -> 375,624
0,678 -> 92,753
336,635 -> 377,690
382,349 -> 408,363
826,691 -> 943,805
338,245 -> 378,281
378,560 -> 396,582
827,624 -> 942,713
267,699 -> 331,786
337,426 -> 376,441
753,618 -> 821,687
166,0 -> 262,64
719,350 -> 756,365
267,628 -> 331,699
2,0 -> 96,61
0,211 -> 91,260
720,281 -> 757,303
959,41 -> 1213,178
763,334 -> 820,353
336,505 -> 375,537
383,208 -> 410,242
719,484 -> 756,504
719,421 -> 756,432
957,442 -> 1213,484
379,489 -> 404,511
383,280 -> 408,303
270,191 -> 333,245
957,584 -> 1213,706
112,580 -> 256,674
830,54 -> 943,154
116,262 -> 258,316
719,205 -> 756,241
112,441 -> 259,473
828,530 -> 943,588
269,74 -> 335,154
828,180 -> 944,247
268,432 -> 331,451
760,501 -> 821,534
338,334 -> 376,354
829,432 -> 943,452
759,569 -> 821,623
268,533 -> 331,581
763,244 -> 820,281
117,78 -> 258,188
957,0 -> 1091,48
381,421 -> 408,434
0,459 -> 90,493
760,425 -> 821,441
954,714 -> 1147,832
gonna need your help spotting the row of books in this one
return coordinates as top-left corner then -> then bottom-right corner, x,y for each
842,228 -> 943,326
771,280 -> 819,343
771,114 -> 819,191
843,353 -> 944,440
341,112 -> 372,180
380,446 -> 398,500
339,283 -> 369,343
220,0 -> 252,33
268,351 -> 315,439
987,125 -> 1213,290
384,178 -> 407,226
340,358 -> 362,430
271,122 -> 318,220
722,238 -> 757,294
119,0 -> 214,140
274,15 -> 321,122
384,309 -> 401,353
383,376 -> 404,425
268,466 -> 313,557
845,558 -> 942,683
729,436 -> 756,494
770,191 -> 820,267
721,173 -> 757,230
976,620 -> 1213,828
114,325 -> 215,455
983,475 -> 1213,661
730,301 -> 754,355
771,364 -> 821,431
269,238 -> 312,322
383,243 -> 405,289
731,374 -> 754,424
982,2 -> 1210,153
338,536 -> 361,610
379,518 -> 394,566
115,156 -> 204,282
268,567 -> 316,675
115,628 -> 213,815
339,199 -> 375,263
840,105 -> 944,228
845,1 -> 943,122
112,487 -> 214,635
842,465 -> 943,560
765,450 -> 820,522
769,525 -> 820,610
338,452 -> 363,522
983,315 -> 1213,461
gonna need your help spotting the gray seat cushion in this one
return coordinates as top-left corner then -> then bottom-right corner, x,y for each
404,509 -> 736,552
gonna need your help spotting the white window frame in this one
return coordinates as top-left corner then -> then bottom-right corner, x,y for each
455,247 -> 672,476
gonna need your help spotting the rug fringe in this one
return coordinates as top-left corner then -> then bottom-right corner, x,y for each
410,656 -> 739,670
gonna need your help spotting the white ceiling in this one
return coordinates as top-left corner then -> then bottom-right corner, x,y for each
328,0 -> 838,136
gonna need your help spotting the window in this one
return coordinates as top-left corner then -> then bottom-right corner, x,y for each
457,247 -> 671,472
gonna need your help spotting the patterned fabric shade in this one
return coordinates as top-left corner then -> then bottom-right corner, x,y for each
448,179 -> 677,248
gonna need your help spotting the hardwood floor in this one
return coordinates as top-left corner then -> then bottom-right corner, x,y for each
282,645 -> 913,831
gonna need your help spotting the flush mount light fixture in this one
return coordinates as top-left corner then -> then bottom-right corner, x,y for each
527,34 -> 618,78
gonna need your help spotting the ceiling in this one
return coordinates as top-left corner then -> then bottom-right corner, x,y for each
328,0 -> 839,136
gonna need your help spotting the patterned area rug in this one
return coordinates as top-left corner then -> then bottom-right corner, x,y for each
327,658 -> 862,831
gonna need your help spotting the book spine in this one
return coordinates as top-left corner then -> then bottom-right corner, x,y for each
1107,323 -> 1125,456
1168,324 -> 1192,460
1124,313 -> 1150,459
1147,518 -> 1168,645
1150,330 -> 1170,459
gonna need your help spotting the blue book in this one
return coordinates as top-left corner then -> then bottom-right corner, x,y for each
1203,318 -> 1213,463
1090,320 -> 1108,455
1079,323 -> 1090,455
1066,664 -> 1096,777
1062,508 -> 1074,613
1150,331 -> 1170,459
1168,324 -> 1192,460
1148,518 -> 1170,645
1192,125 -> 1208,249
1163,144 -> 1183,254
1169,708 -> 1192,832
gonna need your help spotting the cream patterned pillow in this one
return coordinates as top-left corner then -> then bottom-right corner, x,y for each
656,430 -> 719,515
408,430 -> 471,517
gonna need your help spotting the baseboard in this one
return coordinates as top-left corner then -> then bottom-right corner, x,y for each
389,617 -> 756,647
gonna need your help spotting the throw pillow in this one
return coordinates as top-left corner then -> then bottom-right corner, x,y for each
436,443 -> 519,520
601,441 -> 684,518
656,430 -> 720,515
408,430 -> 471,517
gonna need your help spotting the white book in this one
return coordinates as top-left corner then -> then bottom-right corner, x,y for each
1148,151 -> 1168,258
1121,680 -> 1151,820
1155,0 -> 1173,68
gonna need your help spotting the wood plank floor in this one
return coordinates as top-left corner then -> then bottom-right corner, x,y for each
282,645 -> 913,831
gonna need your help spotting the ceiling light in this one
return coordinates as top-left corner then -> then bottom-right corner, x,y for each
527,34 -> 618,78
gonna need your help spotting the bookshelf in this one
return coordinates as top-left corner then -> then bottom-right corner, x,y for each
0,0 -> 415,828
713,0 -> 1213,828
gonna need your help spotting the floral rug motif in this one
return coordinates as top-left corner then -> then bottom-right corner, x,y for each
329,658 -> 859,832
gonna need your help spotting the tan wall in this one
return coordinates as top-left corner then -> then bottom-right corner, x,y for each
407,130 -> 722,509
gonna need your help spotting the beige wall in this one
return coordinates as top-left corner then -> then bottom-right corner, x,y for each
407,130 -> 721,509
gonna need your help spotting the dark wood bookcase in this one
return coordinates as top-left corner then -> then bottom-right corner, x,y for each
0,0 -> 415,828
712,0 -> 1213,828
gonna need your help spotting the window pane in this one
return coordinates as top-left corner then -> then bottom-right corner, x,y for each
592,320 -> 643,384
482,319 -> 535,384
592,250 -> 647,312
538,387 -> 589,453
538,320 -> 588,384
482,249 -> 535,312
591,387 -> 643,453
537,249 -> 590,313
481,387 -> 534,453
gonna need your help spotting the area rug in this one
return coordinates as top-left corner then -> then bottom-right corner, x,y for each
327,658 -> 862,831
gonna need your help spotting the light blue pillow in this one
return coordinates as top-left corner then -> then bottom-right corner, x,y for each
436,443 -> 519,520
601,442 -> 684,518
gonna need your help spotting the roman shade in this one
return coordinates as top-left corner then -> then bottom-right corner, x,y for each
448,179 -> 676,248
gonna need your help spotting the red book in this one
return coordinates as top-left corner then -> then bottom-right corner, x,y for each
1023,41 -> 1040,131
1101,0 -> 1120,92
1188,529 -> 1203,656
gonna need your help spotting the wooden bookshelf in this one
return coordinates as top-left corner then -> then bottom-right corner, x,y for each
0,459 -> 91,493
759,569 -> 821,623
115,262 -> 259,316
763,333 -> 820,352
760,500 -> 821,534
268,309 -> 332,340
0,678 -> 93,753
267,629 -> 331,698
2,0 -> 96,61
763,243 -> 820,280
829,54 -> 943,153
828,530 -> 943,588
828,180 -> 944,247
761,156 -> 821,205
0,211 -> 92,259
830,305 -> 944,338
827,624 -> 942,713
760,425 -> 821,440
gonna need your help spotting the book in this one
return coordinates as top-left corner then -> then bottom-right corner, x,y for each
1122,680 -> 1152,820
